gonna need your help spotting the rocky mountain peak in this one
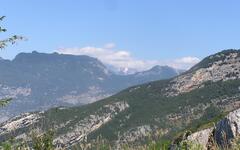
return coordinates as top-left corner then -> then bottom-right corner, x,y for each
13,51 -> 100,64
165,49 -> 240,96
150,65 -> 171,72
134,65 -> 178,77
190,49 -> 240,71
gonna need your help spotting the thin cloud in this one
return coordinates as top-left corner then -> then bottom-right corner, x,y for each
57,43 -> 200,73
104,43 -> 116,49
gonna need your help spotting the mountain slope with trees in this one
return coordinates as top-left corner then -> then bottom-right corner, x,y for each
1,49 -> 240,149
0,51 -> 179,121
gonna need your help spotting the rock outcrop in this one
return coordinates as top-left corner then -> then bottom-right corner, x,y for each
166,51 -> 240,96
187,128 -> 213,150
0,101 -> 130,148
54,101 -> 129,147
185,108 -> 240,149
214,108 -> 240,147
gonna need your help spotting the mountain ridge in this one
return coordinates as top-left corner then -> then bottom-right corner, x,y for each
0,51 -> 179,121
1,49 -> 240,148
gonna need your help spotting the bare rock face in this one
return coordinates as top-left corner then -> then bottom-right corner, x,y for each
165,52 -> 240,97
187,128 -> 213,150
0,101 -> 130,148
117,125 -> 153,144
185,108 -> 240,149
0,113 -> 41,135
54,101 -> 129,148
214,108 -> 240,147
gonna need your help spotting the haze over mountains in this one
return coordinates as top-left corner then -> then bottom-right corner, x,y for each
1,49 -> 240,149
0,51 -> 180,121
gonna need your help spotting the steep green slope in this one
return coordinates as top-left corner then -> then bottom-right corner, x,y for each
1,49 -> 240,148
42,79 -> 240,140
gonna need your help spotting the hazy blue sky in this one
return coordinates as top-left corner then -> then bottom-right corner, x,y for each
1,0 -> 240,70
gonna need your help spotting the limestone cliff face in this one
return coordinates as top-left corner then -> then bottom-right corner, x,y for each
54,101 -> 129,147
214,108 -> 240,147
185,108 -> 240,149
165,51 -> 240,97
186,128 -> 213,150
0,101 -> 129,148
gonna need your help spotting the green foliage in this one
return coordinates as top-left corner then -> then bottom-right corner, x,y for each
0,15 -> 25,49
0,15 -> 25,108
178,141 -> 204,150
88,137 -> 111,150
0,138 -> 29,150
0,130 -> 54,150
0,98 -> 12,107
73,136 -> 205,150
28,78 -> 240,146
0,141 -> 12,150
145,140 -> 171,150
3,79 -> 240,149
0,15 -> 26,114
31,130 -> 54,150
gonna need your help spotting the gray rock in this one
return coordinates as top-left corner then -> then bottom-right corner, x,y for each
186,108 -> 240,149
187,128 -> 213,150
214,108 -> 240,147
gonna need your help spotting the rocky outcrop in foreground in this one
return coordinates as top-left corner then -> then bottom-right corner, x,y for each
184,108 -> 240,149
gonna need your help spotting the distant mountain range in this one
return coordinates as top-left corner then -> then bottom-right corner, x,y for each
0,51 -> 180,121
1,49 -> 240,149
